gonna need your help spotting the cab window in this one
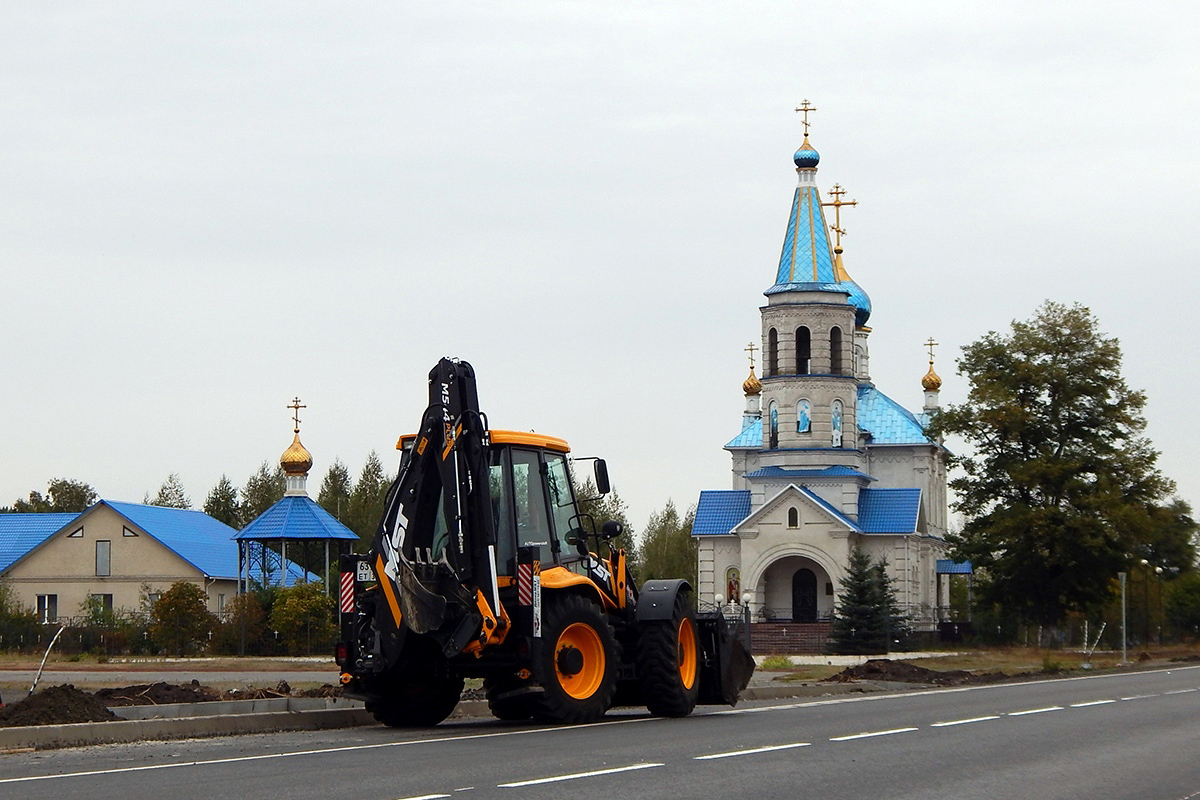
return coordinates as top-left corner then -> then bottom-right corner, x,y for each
544,452 -> 579,557
511,449 -> 553,563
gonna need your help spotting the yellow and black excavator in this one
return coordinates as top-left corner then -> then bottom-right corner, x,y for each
335,357 -> 754,725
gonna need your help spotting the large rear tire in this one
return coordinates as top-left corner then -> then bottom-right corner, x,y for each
530,593 -> 618,724
637,590 -> 701,717
364,636 -> 464,727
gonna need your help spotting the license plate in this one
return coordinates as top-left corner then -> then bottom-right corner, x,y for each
356,561 -> 376,583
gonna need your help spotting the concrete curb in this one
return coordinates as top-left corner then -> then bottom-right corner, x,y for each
0,682 -> 890,751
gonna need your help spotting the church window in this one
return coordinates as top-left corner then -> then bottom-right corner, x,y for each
768,401 -> 779,449
830,327 -> 843,374
795,326 -> 811,374
796,399 -> 811,433
787,507 -> 798,528
767,328 -> 779,376
831,399 -> 844,447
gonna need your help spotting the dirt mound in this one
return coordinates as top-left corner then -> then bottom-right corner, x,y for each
0,685 -> 119,727
94,680 -> 222,706
826,658 -> 1005,686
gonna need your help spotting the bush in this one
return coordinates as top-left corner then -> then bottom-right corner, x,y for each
269,582 -> 335,656
150,581 -> 217,655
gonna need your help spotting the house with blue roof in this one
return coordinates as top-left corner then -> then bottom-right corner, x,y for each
692,112 -> 949,638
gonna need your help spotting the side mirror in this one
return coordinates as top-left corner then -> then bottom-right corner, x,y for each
594,459 -> 611,495
566,529 -> 590,556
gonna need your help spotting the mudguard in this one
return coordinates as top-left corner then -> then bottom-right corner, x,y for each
636,579 -> 691,622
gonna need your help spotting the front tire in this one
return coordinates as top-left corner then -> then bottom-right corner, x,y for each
637,590 -> 701,717
530,593 -> 618,724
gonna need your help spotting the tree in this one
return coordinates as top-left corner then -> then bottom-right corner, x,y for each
574,477 -> 640,577
830,548 -> 904,654
349,451 -> 392,544
4,478 -> 98,513
317,458 -> 354,525
149,581 -> 216,655
241,461 -> 285,522
639,500 -> 697,586
146,473 -> 191,509
269,582 -> 335,655
1166,573 -> 1200,641
204,474 -> 242,528
931,301 -> 1176,626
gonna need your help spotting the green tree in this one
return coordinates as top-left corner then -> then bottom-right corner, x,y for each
269,582 -> 335,655
4,478 -> 98,513
931,301 -> 1176,626
317,458 -> 354,525
639,500 -> 697,586
203,474 -> 242,528
1166,573 -> 1200,641
241,462 -> 285,522
149,581 -> 216,655
830,549 -> 889,654
146,473 -> 191,509
574,477 -> 640,577
211,591 -> 268,655
349,451 -> 392,544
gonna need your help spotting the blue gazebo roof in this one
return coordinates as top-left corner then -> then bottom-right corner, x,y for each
235,495 -> 358,542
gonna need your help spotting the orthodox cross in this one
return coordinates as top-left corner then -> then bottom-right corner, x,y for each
287,397 -> 306,433
745,341 -> 758,369
794,100 -> 817,137
924,337 -> 939,366
822,183 -> 857,249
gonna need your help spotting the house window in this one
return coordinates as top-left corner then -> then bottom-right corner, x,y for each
832,399 -> 844,447
767,328 -> 779,376
795,326 -> 811,374
89,594 -> 114,612
217,594 -> 226,614
96,540 -> 111,576
68,527 -> 83,538
37,594 -> 58,624
787,507 -> 798,528
122,526 -> 138,537
830,326 -> 843,374
796,399 -> 811,433
146,593 -> 161,607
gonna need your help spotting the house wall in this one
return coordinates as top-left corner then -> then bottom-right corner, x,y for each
3,506 -> 236,619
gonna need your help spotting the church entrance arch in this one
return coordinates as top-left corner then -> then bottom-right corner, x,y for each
792,568 -> 818,622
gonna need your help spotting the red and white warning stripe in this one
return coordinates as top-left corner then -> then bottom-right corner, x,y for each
517,562 -> 533,606
340,571 -> 355,614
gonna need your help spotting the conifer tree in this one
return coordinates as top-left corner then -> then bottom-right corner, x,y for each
349,451 -> 392,544
317,458 -> 354,525
146,473 -> 191,509
241,462 -> 285,522
830,548 -> 889,654
639,500 -> 697,586
203,475 -> 242,528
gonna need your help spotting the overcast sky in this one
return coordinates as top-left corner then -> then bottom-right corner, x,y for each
3,2 -> 1197,535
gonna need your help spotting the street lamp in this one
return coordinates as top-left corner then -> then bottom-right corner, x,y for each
1156,566 -> 1164,643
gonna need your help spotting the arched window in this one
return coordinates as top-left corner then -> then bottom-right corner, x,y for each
796,399 -> 811,433
795,326 -> 811,374
767,328 -> 779,376
768,401 -> 779,449
787,507 -> 798,528
830,327 -> 843,374
831,399 -> 844,447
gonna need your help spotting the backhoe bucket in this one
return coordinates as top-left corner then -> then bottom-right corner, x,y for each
695,607 -> 755,706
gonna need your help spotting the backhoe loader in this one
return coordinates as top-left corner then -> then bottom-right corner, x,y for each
335,357 -> 754,725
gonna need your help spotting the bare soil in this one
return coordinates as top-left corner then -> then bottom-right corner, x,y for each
0,685 -> 119,727
825,658 -> 1013,686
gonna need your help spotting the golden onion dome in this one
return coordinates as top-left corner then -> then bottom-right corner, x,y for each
921,364 -> 942,391
742,366 -> 762,397
280,432 -> 313,475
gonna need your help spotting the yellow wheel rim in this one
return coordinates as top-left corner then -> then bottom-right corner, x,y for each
556,622 -> 606,700
678,617 -> 698,690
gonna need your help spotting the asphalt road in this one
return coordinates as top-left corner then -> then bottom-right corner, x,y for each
1,666 -> 1198,800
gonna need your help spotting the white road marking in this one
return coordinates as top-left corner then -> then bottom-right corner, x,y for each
1120,694 -> 1158,701
395,795 -> 450,800
1007,706 -> 1063,716
0,716 -> 661,786
497,762 -> 663,788
1164,688 -> 1198,695
830,727 -> 918,741
930,715 -> 1000,727
1070,699 -> 1117,708
694,742 -> 811,760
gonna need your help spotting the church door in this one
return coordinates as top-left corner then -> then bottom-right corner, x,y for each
792,568 -> 818,622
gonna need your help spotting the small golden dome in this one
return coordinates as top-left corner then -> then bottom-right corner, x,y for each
922,364 -> 942,391
742,366 -> 762,396
280,432 -> 313,475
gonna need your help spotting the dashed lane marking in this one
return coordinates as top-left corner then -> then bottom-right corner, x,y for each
1070,700 -> 1117,708
1120,694 -> 1158,701
1007,706 -> 1064,716
497,763 -> 663,788
1164,688 -> 1198,695
694,742 -> 811,760
395,795 -> 450,800
930,715 -> 1001,727
830,727 -> 918,742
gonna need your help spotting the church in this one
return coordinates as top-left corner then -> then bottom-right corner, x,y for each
690,106 -> 949,643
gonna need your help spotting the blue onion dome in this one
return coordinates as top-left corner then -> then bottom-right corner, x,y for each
833,244 -> 871,326
793,136 -> 820,168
